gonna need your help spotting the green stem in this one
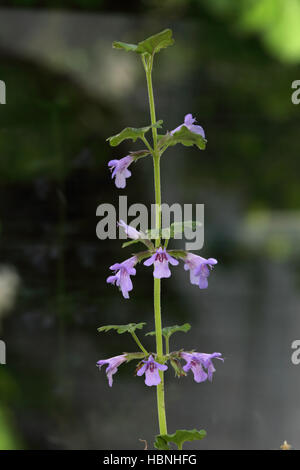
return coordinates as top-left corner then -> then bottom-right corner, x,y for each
131,331 -> 148,356
143,53 -> 167,436
143,54 -> 158,150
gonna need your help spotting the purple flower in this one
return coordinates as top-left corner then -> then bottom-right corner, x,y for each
108,155 -> 133,188
144,247 -> 179,279
171,113 -> 205,138
107,256 -> 137,299
184,253 -> 217,289
118,220 -> 141,240
97,354 -> 127,387
181,352 -> 223,383
137,355 -> 168,386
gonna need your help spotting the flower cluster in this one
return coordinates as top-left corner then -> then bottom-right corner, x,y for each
106,224 -> 217,298
97,351 -> 223,387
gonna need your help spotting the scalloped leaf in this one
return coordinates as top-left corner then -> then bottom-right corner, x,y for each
159,126 -> 207,151
113,29 -> 174,56
154,429 -> 206,450
137,29 -> 174,55
97,323 -> 146,335
107,121 -> 162,147
146,323 -> 191,339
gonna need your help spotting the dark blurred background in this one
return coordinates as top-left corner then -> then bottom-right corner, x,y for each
1,0 -> 300,450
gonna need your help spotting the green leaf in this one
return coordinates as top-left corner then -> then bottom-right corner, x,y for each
107,121 -> 162,147
137,29 -> 174,55
113,29 -> 174,56
154,429 -> 206,450
146,323 -> 191,339
154,435 -> 171,450
163,323 -> 191,338
112,41 -> 138,53
97,323 -> 146,335
159,126 -> 207,152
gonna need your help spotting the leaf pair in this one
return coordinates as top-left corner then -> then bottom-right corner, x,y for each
113,29 -> 174,56
98,322 -> 191,340
107,123 -> 206,153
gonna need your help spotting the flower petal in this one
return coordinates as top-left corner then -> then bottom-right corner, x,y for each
191,124 -> 205,138
166,253 -> 179,266
157,363 -> 168,371
198,276 -> 208,289
153,260 -> 171,278
143,254 -> 156,266
191,363 -> 208,383
184,113 -> 195,125
145,368 -> 161,386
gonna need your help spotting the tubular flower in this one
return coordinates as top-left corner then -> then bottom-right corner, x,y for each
96,354 -> 127,387
118,220 -> 142,240
184,253 -> 217,289
171,113 -> 205,138
137,355 -> 168,386
106,256 -> 137,299
144,247 -> 179,279
181,352 -> 223,383
108,155 -> 133,188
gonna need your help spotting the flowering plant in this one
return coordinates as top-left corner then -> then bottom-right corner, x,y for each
97,29 -> 223,450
